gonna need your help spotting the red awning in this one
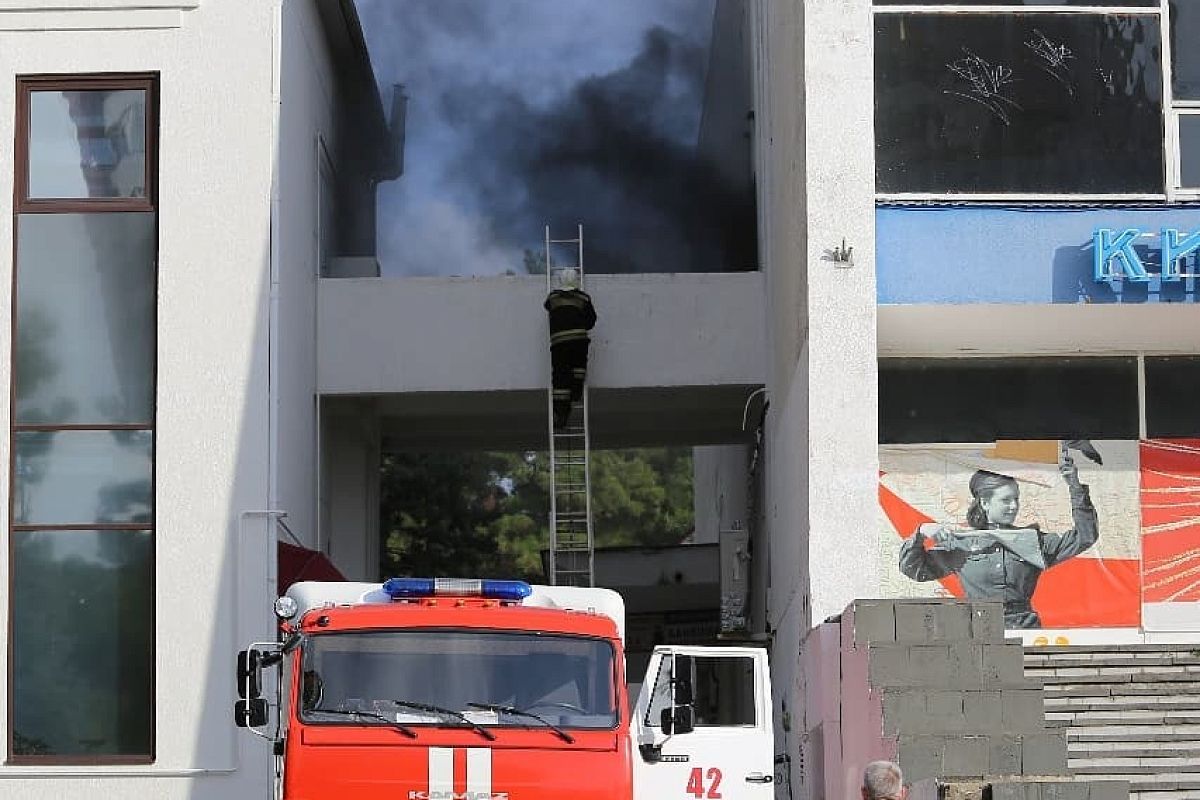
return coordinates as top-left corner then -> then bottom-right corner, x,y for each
278,541 -> 345,593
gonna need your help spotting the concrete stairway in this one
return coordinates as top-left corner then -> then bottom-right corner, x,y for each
1025,644 -> 1200,800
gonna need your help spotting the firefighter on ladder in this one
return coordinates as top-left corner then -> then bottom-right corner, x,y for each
545,268 -> 596,430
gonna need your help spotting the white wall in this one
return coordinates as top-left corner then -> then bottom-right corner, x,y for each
275,0 -> 339,554
751,0 -> 879,791
0,1 -> 277,797
322,399 -> 381,581
318,272 -> 767,394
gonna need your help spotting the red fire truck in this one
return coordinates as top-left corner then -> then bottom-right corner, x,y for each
235,578 -> 774,800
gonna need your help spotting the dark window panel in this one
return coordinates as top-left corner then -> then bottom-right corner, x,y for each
879,358 -> 1139,443
1181,115 -> 1200,189
13,430 -> 153,526
876,1 -> 1158,4
1146,357 -> 1200,438
27,89 -> 148,200
875,14 -> 1164,194
12,529 -> 152,757
15,212 -> 155,426
1171,1 -> 1200,100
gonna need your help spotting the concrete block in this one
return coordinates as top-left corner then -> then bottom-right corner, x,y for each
881,689 -> 926,733
989,734 -> 1023,775
942,734 -> 990,777
1039,783 -> 1089,800
1021,733 -> 1068,775
897,734 -> 946,783
1001,689 -> 1046,731
853,599 -> 897,644
970,602 -> 1006,640
982,642 -> 1026,684
909,645 -> 952,683
868,644 -> 911,687
963,690 -> 1003,731
926,690 -> 968,732
896,602 -> 972,643
989,784 -> 1033,800
1085,781 -> 1129,800
948,642 -> 985,685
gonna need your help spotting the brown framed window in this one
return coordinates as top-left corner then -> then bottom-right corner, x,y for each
9,74 -> 158,764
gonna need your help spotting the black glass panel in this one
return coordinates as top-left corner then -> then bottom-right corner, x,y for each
1171,1 -> 1200,100
876,14 -> 1164,193
1181,115 -> 1200,189
879,358 -> 1139,443
12,529 -> 153,757
15,212 -> 155,425
1146,357 -> 1200,438
875,0 -> 1158,4
28,89 -> 148,200
13,430 -> 153,525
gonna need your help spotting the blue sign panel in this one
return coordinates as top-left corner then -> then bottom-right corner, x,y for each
877,206 -> 1200,304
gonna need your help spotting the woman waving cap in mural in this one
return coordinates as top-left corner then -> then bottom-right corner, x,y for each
898,442 -> 1100,629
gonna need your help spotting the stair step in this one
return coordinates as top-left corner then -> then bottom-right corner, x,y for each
1032,672 -> 1200,685
1046,684 -> 1200,698
1069,758 -> 1200,773
1069,727 -> 1200,742
1046,699 -> 1200,713
1047,712 -> 1200,726
1025,656 -> 1200,670
1070,744 -> 1200,757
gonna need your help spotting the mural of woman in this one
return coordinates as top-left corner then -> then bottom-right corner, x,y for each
898,444 -> 1099,628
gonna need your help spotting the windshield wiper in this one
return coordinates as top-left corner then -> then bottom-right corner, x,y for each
391,700 -> 496,741
305,707 -> 417,738
466,702 -> 575,743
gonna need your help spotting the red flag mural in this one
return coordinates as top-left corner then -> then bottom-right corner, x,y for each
1140,439 -> 1200,604
880,441 -> 1142,630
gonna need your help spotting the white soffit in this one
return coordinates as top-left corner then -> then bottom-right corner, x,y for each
0,0 -> 200,31
878,304 -> 1200,357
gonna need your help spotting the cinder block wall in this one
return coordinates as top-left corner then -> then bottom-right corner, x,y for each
798,598 -> 1129,800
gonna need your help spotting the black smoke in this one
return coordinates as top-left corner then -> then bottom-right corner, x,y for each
442,26 -> 756,273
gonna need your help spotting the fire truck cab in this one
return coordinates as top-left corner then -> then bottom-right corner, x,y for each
235,578 -> 774,800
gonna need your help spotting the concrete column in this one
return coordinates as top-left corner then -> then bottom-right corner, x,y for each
692,444 -> 751,544
752,0 -> 878,786
320,398 -> 382,581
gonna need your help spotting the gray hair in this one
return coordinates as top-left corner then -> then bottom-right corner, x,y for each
862,760 -> 904,799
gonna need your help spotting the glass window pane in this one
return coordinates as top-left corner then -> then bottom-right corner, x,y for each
28,89 -> 147,200
875,0 -> 1157,4
1181,116 -> 1200,189
879,358 -> 1139,443
691,657 -> 755,726
1146,357 -> 1200,438
16,213 -> 155,425
1171,1 -> 1200,100
875,14 -> 1164,194
14,430 -> 153,525
12,529 -> 152,757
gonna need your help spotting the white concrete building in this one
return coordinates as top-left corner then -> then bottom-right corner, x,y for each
2,0 -> 1199,797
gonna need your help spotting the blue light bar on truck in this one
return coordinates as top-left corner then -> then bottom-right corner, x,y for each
382,577 -> 533,601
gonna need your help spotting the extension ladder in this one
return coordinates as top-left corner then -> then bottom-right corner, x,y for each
545,224 -> 594,587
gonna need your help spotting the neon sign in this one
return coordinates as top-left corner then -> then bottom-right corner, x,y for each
1093,228 -> 1200,282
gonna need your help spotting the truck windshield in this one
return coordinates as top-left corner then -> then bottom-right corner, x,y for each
298,630 -> 617,730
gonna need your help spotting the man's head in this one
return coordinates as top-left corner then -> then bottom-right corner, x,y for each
861,760 -> 906,800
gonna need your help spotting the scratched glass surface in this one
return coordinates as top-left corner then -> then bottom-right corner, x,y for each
1172,1 -> 1200,100
876,14 -> 1164,194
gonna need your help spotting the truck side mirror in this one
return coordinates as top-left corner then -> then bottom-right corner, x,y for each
660,705 -> 695,736
672,655 -> 694,705
238,649 -> 263,699
234,698 -> 269,728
